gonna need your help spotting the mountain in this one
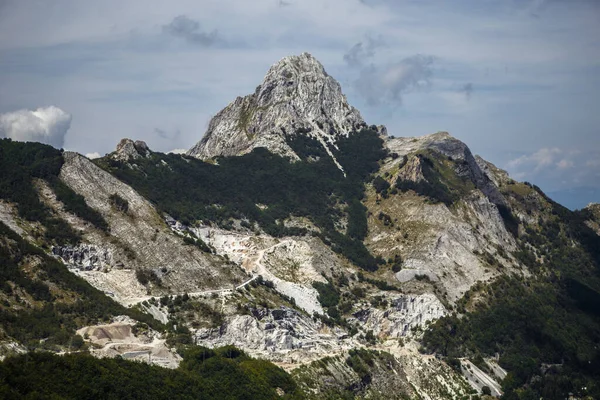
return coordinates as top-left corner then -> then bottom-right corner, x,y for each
1,53 -> 600,399
187,52 -> 375,171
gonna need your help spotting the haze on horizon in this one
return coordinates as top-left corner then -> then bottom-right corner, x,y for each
0,0 -> 598,209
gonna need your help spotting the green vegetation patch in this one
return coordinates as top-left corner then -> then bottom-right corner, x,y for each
312,281 -> 340,308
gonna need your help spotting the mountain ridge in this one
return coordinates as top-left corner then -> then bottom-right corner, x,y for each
1,52 -> 599,399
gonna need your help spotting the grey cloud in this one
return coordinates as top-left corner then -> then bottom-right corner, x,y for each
162,15 -> 219,46
461,83 -> 473,100
0,106 -> 72,148
154,128 -> 181,140
278,0 -> 292,7
343,35 -> 383,67
352,54 -> 435,106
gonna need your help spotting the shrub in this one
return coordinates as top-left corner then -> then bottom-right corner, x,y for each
313,281 -> 340,308
109,193 -> 129,213
372,176 -> 390,194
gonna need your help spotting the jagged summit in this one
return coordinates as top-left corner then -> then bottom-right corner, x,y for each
111,138 -> 151,161
187,52 -> 366,161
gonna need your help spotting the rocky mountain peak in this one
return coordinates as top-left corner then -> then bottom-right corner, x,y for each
187,52 -> 365,161
112,138 -> 151,161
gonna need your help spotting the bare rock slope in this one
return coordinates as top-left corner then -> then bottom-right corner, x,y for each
52,152 -> 244,304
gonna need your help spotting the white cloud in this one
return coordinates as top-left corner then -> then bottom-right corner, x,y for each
168,148 -> 187,154
507,147 -> 561,171
0,106 -> 72,148
586,159 -> 600,168
556,159 -> 573,170
85,152 -> 101,159
504,148 -> 600,195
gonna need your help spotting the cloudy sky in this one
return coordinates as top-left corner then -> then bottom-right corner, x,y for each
0,0 -> 599,208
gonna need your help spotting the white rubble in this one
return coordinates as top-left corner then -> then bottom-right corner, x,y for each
78,315 -> 181,369
460,358 -> 503,397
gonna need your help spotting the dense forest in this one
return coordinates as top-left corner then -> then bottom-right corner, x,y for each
422,197 -> 600,399
0,346 -> 303,399
94,128 -> 387,271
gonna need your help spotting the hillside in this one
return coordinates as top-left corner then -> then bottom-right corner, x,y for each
0,53 -> 599,399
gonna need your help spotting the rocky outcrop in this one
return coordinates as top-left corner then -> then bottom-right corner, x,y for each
475,155 -> 510,188
292,351 -> 417,399
111,138 -> 151,161
52,244 -> 114,271
585,203 -> 600,235
187,53 -> 365,162
293,345 -> 474,400
352,294 -> 446,339
194,306 -> 351,364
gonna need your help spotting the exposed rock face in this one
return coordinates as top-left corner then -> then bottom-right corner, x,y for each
475,155 -> 510,188
195,306 -> 351,364
0,341 -> 27,361
293,350 -> 417,399
187,52 -> 365,161
0,201 -> 25,237
353,294 -> 446,339
368,137 -> 522,302
112,138 -> 151,161
293,344 -> 475,399
585,203 -> 600,235
52,244 -> 114,271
